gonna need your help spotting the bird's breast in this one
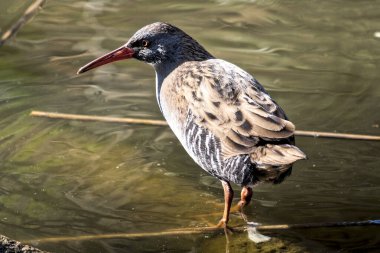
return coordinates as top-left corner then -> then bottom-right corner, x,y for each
159,75 -> 221,173
159,75 -> 189,145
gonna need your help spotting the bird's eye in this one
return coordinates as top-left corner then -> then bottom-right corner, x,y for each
141,40 -> 150,47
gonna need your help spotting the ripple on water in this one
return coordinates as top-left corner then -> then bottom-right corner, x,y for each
0,0 -> 379,252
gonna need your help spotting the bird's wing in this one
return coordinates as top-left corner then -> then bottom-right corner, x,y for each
181,60 -> 295,158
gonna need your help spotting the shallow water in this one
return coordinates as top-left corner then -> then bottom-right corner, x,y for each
0,0 -> 379,252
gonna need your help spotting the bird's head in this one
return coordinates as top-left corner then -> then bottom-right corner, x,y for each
77,22 -> 213,74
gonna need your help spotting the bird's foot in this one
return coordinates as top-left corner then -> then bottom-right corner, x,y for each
227,200 -> 249,222
216,218 -> 228,228
215,218 -> 233,235
237,200 -> 249,222
229,200 -> 245,213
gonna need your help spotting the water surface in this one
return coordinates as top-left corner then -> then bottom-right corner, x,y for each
0,0 -> 379,252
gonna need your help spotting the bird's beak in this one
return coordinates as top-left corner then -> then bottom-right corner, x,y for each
77,46 -> 134,74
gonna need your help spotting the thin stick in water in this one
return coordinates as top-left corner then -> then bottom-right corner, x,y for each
30,110 -> 380,141
294,130 -> 380,141
30,110 -> 168,126
23,219 -> 380,244
0,0 -> 46,46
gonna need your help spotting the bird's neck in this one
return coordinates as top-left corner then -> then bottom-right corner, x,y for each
153,60 -> 184,111
153,45 -> 214,111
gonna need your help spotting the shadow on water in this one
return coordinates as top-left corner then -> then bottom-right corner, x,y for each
0,0 -> 379,252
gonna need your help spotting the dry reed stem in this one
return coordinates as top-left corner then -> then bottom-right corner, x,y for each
0,0 -> 46,46
23,219 -> 379,243
30,111 -> 380,141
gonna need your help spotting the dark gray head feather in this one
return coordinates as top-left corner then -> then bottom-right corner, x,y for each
126,22 -> 214,67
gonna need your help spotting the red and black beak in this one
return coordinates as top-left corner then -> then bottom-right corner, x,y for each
77,46 -> 134,74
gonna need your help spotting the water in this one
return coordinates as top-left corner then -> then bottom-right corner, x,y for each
0,0 -> 379,252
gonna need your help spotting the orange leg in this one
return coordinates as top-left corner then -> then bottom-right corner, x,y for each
217,180 -> 234,227
237,186 -> 252,222
238,186 -> 252,208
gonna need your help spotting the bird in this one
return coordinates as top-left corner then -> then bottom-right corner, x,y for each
77,22 -> 306,227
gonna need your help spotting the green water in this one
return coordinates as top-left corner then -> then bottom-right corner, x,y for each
0,0 -> 379,252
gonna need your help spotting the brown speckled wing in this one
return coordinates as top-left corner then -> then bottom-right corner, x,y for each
179,59 -> 295,158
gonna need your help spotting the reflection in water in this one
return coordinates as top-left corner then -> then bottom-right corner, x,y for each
0,0 -> 379,252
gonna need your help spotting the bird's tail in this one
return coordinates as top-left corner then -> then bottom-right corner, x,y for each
250,144 -> 306,167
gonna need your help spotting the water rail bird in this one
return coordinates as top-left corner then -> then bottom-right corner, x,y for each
78,22 -> 306,227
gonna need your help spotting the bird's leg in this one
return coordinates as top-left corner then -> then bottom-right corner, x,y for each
216,180 -> 234,228
237,186 -> 252,222
238,186 -> 253,208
